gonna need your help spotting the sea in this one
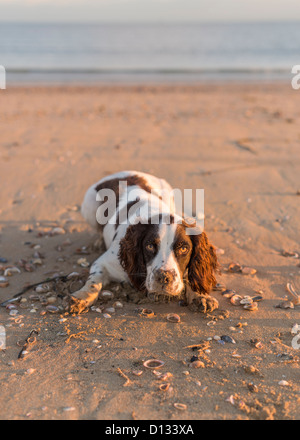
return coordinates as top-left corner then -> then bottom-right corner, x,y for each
0,21 -> 299,84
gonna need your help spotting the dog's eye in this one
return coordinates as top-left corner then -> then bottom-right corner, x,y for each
178,245 -> 189,255
146,243 -> 155,252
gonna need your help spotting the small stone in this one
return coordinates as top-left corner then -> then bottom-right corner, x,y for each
278,380 -> 289,387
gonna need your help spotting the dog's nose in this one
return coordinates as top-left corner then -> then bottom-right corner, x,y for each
157,269 -> 175,285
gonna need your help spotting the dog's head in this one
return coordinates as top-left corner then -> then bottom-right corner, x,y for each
118,217 -> 218,296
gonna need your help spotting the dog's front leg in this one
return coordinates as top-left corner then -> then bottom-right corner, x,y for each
70,255 -> 109,314
185,285 -> 219,314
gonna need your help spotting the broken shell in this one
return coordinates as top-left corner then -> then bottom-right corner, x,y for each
286,283 -> 300,305
190,360 -> 205,369
222,289 -> 236,298
77,258 -> 90,268
251,295 -> 263,302
244,302 -> 258,311
158,372 -> 173,381
221,335 -> 236,344
140,308 -> 154,318
67,272 -> 80,279
282,251 -> 299,258
291,323 -> 300,334
113,301 -> 123,309
100,290 -> 114,301
35,284 -> 50,293
132,370 -> 143,376
143,359 -> 165,369
4,267 -> 21,276
46,305 -> 59,313
240,297 -> 253,305
228,262 -> 242,273
166,313 -> 180,323
104,307 -> 115,314
230,294 -> 243,306
278,380 -> 290,387
159,383 -> 170,391
174,403 -> 187,411
103,313 -> 111,318
241,267 -> 257,275
275,301 -> 294,309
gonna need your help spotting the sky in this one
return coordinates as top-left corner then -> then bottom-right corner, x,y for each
0,0 -> 300,23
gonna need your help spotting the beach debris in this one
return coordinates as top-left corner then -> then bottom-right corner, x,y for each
158,372 -> 173,381
143,359 -> 164,369
250,339 -> 263,349
0,281 -> 9,288
213,283 -> 226,292
244,365 -> 261,376
190,360 -> 205,368
17,329 -> 39,360
104,307 -> 115,314
215,248 -> 225,256
222,289 -> 236,298
291,323 -> 300,335
227,262 -> 256,275
281,251 -> 299,258
225,395 -> 236,405
140,308 -> 154,318
116,367 -> 132,387
103,313 -> 111,319
159,383 -> 171,392
132,370 -> 143,376
240,296 -> 253,305
4,267 -> 21,276
100,290 -> 114,301
50,227 -> 65,236
252,295 -> 263,302
247,383 -> 258,393
46,305 -> 59,314
113,301 -> 123,309
286,283 -> 300,305
275,301 -> 294,309
278,380 -> 290,387
230,294 -> 243,306
26,368 -> 36,375
62,407 -> 76,412
77,258 -> 90,268
221,335 -> 236,344
166,313 -> 181,323
244,302 -> 258,311
174,403 -> 187,411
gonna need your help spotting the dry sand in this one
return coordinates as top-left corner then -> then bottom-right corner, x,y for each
0,83 -> 299,420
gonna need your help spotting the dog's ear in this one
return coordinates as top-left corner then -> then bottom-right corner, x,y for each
118,224 -> 147,292
187,231 -> 218,294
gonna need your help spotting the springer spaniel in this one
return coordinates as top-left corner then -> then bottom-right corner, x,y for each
70,171 -> 219,314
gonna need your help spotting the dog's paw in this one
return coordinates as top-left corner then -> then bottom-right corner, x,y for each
189,294 -> 219,314
69,296 -> 89,314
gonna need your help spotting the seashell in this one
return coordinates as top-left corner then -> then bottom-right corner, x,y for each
240,297 -> 253,305
275,301 -> 294,309
33,258 -> 43,265
251,295 -> 263,302
100,290 -> 114,301
213,335 -> 221,341
0,276 -> 8,282
40,310 -> 47,316
244,302 -> 258,311
67,272 -> 80,279
29,295 -> 40,301
282,251 -> 299,258
35,284 -> 50,293
215,248 -> 225,255
190,360 -> 205,369
9,309 -> 18,316
4,267 -> 21,276
241,267 -> 257,275
143,359 -> 165,369
0,282 -> 9,288
46,305 -> 59,313
113,301 -> 123,309
104,307 -> 115,314
51,227 -> 65,236
158,372 -> 173,381
228,262 -> 242,273
291,323 -> 300,334
103,313 -> 111,319
77,258 -> 90,268
230,294 -> 243,306
26,368 -> 36,375
222,289 -> 236,298
286,283 -> 300,305
278,380 -> 289,387
247,383 -> 258,393
174,403 -> 187,411
166,313 -> 180,323
140,308 -> 154,318
221,335 -> 236,344
159,383 -> 170,391
250,339 -> 263,349
132,370 -> 143,376
213,283 -> 226,292
6,304 -> 17,310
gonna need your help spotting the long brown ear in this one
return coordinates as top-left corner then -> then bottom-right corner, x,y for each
118,224 -> 147,292
188,231 -> 218,294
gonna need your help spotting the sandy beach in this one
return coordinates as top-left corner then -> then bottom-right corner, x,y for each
0,83 -> 299,420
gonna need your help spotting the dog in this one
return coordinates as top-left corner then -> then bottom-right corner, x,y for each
70,171 -> 219,314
